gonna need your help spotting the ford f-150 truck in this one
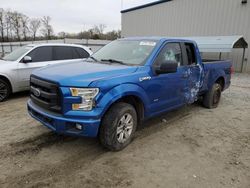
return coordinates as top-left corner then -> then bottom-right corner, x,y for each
27,37 -> 232,151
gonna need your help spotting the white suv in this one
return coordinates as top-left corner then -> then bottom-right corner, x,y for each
0,43 -> 93,101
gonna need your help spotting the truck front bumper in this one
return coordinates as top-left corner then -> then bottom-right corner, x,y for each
27,100 -> 100,137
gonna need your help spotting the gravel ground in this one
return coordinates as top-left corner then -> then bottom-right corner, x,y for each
0,73 -> 249,188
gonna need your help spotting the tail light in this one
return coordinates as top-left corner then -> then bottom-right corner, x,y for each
230,66 -> 234,75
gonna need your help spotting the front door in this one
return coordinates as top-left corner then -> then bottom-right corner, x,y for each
144,42 -> 188,114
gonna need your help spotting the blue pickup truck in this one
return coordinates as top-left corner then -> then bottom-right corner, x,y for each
27,37 -> 232,151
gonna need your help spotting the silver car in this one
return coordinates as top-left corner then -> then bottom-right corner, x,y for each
0,43 -> 93,101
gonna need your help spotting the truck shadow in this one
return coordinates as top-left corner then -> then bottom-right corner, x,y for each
1,131 -> 103,159
0,103 -> 203,187
135,102 -> 202,139
46,104 -> 200,151
2,102 -> 202,160
8,91 -> 29,101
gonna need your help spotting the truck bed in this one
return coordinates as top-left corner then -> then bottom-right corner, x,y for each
199,59 -> 232,94
202,59 -> 228,63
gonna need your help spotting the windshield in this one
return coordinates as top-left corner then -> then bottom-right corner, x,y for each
91,40 -> 157,65
2,46 -> 33,61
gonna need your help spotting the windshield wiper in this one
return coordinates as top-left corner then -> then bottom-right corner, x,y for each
101,59 -> 128,66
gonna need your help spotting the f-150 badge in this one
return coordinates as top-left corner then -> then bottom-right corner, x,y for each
139,76 -> 151,82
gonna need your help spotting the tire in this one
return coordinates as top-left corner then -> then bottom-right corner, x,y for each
0,78 -> 11,102
99,102 -> 137,151
203,83 -> 222,109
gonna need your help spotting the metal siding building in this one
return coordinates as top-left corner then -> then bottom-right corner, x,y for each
121,0 -> 250,72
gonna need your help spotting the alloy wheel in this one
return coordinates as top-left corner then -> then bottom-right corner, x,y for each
0,82 -> 8,101
116,113 -> 134,143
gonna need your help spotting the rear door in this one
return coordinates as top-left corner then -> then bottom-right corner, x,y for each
181,42 -> 203,104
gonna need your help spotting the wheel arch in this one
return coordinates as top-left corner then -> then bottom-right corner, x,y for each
0,75 -> 13,93
98,83 -> 150,119
108,95 -> 145,124
97,93 -> 146,139
215,76 -> 225,91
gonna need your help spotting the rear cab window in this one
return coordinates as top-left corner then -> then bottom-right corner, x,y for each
184,43 -> 197,65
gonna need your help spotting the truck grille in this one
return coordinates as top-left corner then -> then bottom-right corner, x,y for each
30,76 -> 61,113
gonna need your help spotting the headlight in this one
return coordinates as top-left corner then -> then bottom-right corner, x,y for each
70,88 -> 99,111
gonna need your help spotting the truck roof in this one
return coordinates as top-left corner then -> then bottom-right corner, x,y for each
120,36 -> 195,43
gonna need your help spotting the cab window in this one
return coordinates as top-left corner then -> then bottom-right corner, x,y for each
154,43 -> 182,67
185,43 -> 197,65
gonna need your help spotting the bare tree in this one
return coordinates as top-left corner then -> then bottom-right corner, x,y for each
9,11 -> 22,41
5,10 -> 13,41
41,16 -> 53,40
0,8 -> 120,42
21,14 -> 29,40
88,28 -> 94,38
0,8 -> 4,42
29,18 -> 40,40
98,24 -> 106,34
92,24 -> 106,35
105,30 -> 121,40
57,31 -> 66,39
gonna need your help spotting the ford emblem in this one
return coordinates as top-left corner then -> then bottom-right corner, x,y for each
33,88 -> 41,97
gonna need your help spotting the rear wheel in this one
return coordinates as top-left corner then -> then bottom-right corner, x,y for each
0,79 -> 11,102
99,102 -> 137,151
203,83 -> 222,109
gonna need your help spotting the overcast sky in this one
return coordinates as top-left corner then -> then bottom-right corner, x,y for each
0,0 -> 155,33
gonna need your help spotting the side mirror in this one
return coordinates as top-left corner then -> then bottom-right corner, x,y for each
22,56 -> 32,63
155,61 -> 178,74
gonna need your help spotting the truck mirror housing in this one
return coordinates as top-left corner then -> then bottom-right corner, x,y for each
22,56 -> 32,63
155,61 -> 178,74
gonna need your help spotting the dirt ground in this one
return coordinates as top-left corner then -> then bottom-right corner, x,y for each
0,73 -> 249,188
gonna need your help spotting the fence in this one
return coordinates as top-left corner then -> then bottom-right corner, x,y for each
0,38 -> 112,57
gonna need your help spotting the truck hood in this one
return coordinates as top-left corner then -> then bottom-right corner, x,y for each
32,60 -> 138,87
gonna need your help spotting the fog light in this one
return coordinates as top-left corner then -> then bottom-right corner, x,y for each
76,123 -> 83,130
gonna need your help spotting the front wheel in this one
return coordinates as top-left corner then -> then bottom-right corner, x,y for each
0,79 -> 11,102
203,83 -> 222,109
99,102 -> 137,151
